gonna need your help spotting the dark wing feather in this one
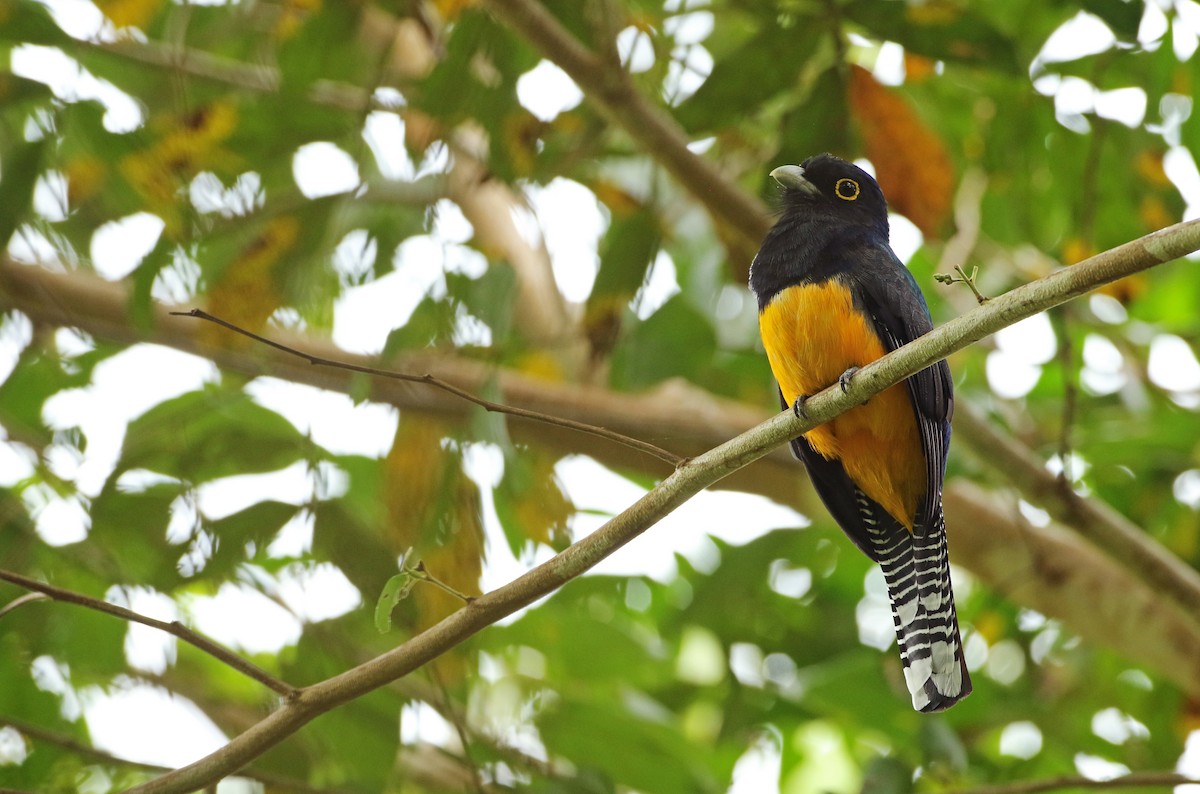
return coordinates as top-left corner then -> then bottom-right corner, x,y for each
779,388 -> 885,561
847,241 -> 953,537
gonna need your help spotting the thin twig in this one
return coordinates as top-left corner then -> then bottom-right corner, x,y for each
168,309 -> 683,466
1054,308 -> 1078,485
0,715 -> 361,794
942,771 -> 1199,794
0,592 -> 48,620
411,561 -> 476,604
935,264 -> 989,304
0,570 -> 296,698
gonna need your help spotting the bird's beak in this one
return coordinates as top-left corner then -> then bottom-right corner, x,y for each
770,165 -> 819,196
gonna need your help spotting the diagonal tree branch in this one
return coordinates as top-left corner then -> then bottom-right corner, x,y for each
483,0 -> 771,248
124,219 -> 1200,793
5,247 -> 1200,697
0,569 -> 296,698
952,401 -> 1200,638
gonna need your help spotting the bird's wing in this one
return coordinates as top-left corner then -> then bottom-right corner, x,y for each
779,389 -> 881,560
849,240 -> 954,537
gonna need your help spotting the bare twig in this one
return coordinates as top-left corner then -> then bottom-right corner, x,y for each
129,220 -> 1200,793
169,309 -> 683,466
0,715 -> 361,794
0,570 -> 295,698
934,264 -> 989,304
0,592 -> 48,619
942,771 -> 1200,794
411,561 -> 476,605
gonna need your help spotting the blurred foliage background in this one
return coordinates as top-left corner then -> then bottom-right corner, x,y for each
2,0 -> 1200,791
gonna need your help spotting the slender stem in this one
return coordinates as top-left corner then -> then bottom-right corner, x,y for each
168,309 -> 683,467
0,570 -> 296,698
411,562 -> 476,604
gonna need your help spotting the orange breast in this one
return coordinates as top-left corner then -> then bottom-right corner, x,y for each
760,280 -> 925,529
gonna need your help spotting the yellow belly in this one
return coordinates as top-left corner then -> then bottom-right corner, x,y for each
760,280 -> 925,528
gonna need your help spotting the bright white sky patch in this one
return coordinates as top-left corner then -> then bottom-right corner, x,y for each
91,213 -> 165,280
528,178 -> 605,303
42,344 -> 217,496
1081,334 -> 1126,395
246,377 -> 399,458
1000,721 -> 1044,759
293,142 -> 361,198
1095,87 -> 1148,127
186,582 -> 303,654
617,26 -> 656,73
987,314 -> 1057,398
553,455 -> 806,583
1037,12 -> 1116,64
1148,334 -> 1200,393
12,44 -> 142,132
83,681 -> 228,768
363,111 -> 415,180
516,60 -> 583,122
633,251 -> 681,320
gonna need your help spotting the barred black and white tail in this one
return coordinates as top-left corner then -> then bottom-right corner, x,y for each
857,490 -> 971,712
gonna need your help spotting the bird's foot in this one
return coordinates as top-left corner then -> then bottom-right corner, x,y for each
791,395 -> 811,420
838,366 -> 860,392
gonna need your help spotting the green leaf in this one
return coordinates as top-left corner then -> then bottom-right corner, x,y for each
0,0 -> 69,46
674,24 -> 822,134
610,296 -> 717,390
116,385 -> 307,483
844,0 -> 1021,72
0,137 -> 46,251
374,571 -> 416,633
775,67 -> 850,171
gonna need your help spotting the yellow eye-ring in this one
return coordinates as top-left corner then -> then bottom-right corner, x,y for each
835,178 -> 860,201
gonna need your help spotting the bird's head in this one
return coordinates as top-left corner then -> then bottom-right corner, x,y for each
770,153 -> 889,234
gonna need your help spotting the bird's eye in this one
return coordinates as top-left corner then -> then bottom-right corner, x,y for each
835,178 -> 860,201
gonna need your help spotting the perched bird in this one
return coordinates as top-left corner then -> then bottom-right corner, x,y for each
749,153 -> 971,712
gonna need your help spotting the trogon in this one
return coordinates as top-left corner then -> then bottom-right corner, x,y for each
749,153 -> 971,712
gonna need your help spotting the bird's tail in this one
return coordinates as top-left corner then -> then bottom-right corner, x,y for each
858,491 -> 972,712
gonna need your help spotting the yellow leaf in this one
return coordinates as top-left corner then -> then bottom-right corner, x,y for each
1061,236 -> 1094,265
274,0 -> 321,38
847,65 -> 954,237
1139,195 -> 1175,231
119,102 -> 241,237
510,450 -> 572,548
202,217 -> 299,347
434,0 -> 476,21
64,156 -> 106,207
1135,150 -> 1172,189
904,53 -> 938,83
904,0 -> 961,25
513,350 -> 565,382
591,179 -> 641,217
383,416 -> 484,682
96,0 -> 163,29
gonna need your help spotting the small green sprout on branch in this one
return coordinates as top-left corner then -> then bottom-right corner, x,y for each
936,264 -> 989,304
375,549 -> 477,634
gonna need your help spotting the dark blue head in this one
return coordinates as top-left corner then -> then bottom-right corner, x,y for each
770,153 -> 889,236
